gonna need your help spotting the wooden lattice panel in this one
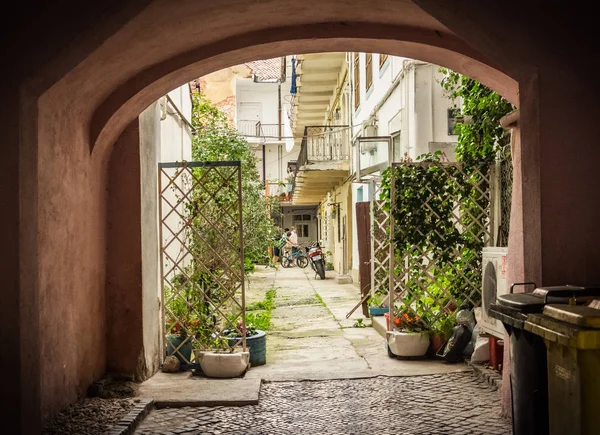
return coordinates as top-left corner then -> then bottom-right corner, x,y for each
159,161 -> 246,364
388,162 -> 495,329
371,199 -> 390,296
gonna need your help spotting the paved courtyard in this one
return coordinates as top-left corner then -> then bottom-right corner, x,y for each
135,373 -> 511,434
133,266 -> 510,434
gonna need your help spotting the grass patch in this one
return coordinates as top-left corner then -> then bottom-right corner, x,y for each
247,287 -> 277,311
246,286 -> 277,331
315,293 -> 326,307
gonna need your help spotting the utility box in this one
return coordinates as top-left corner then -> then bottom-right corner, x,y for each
525,304 -> 600,435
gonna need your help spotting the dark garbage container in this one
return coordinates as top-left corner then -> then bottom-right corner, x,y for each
525,303 -> 600,435
489,284 -> 600,435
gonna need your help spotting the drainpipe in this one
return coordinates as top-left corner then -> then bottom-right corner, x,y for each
278,82 -> 282,140
430,65 -> 435,149
262,144 -> 266,183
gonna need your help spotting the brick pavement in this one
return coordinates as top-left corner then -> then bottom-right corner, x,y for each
134,372 -> 511,434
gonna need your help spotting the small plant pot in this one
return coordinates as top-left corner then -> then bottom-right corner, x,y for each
428,333 -> 447,358
369,306 -> 389,316
166,334 -> 193,366
194,350 -> 250,378
386,330 -> 430,358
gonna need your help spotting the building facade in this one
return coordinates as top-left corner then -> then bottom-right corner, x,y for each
291,53 -> 459,283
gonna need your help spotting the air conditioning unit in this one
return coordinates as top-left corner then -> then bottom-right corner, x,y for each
480,246 -> 508,339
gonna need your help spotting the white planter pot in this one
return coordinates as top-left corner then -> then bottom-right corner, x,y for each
194,350 -> 250,378
386,330 -> 430,357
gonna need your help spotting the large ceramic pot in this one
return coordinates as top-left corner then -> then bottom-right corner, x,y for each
194,350 -> 250,378
227,330 -> 266,366
386,330 -> 430,358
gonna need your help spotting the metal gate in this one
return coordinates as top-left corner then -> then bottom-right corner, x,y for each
159,161 -> 246,365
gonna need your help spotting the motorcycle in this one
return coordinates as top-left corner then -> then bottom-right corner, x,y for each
305,241 -> 326,280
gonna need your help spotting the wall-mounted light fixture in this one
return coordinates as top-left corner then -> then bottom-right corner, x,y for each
334,108 -> 340,120
328,202 -> 341,219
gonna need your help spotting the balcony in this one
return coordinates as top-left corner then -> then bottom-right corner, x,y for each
292,125 -> 351,204
237,120 -> 283,144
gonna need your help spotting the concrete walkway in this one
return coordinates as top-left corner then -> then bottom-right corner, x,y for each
137,265 -> 467,406
245,265 -> 468,381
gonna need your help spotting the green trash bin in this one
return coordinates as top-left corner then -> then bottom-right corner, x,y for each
524,303 -> 600,435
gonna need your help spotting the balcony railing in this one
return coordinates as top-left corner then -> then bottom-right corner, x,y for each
237,120 -> 282,140
297,125 -> 350,169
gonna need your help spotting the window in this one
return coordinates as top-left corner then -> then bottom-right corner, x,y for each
294,214 -> 311,238
296,224 -> 309,238
353,52 -> 360,109
365,53 -> 373,91
379,53 -> 389,68
447,108 -> 461,135
392,132 -> 402,162
357,186 -> 363,202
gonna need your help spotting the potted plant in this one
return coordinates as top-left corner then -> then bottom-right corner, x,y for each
164,273 -> 198,368
324,251 -> 334,270
368,291 -> 389,316
224,317 -> 267,367
385,305 -> 430,358
428,312 -> 455,357
190,321 -> 250,378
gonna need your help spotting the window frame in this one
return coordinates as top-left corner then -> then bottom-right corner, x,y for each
379,53 -> 389,68
365,53 -> 373,91
353,52 -> 360,109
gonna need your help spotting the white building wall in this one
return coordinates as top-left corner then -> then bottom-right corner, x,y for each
139,83 -> 193,369
347,56 -> 458,283
235,69 -> 296,193
160,87 -> 193,162
157,84 -> 194,292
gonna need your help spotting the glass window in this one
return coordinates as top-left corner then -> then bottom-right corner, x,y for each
392,132 -> 402,162
448,109 -> 460,135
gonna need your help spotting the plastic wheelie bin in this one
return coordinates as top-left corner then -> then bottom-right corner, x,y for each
488,284 -> 600,435
525,303 -> 600,435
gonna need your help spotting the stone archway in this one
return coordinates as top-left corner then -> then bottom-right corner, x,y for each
6,1 -> 600,433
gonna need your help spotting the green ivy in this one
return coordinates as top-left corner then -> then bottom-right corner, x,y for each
380,71 -> 515,325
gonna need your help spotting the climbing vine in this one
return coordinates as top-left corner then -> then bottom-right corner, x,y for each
191,92 -> 279,267
381,71 -> 515,321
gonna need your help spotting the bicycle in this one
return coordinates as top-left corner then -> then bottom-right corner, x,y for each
281,246 -> 309,268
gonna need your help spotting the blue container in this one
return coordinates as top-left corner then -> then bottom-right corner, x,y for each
228,330 -> 267,366
369,306 -> 389,316
166,334 -> 193,366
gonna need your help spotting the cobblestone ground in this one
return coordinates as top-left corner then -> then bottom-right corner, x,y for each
135,372 -> 511,435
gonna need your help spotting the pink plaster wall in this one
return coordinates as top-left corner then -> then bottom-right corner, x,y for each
36,85 -> 107,422
106,120 -> 145,378
5,1 -> 600,433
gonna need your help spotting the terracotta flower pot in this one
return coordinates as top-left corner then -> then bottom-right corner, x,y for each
428,333 -> 447,357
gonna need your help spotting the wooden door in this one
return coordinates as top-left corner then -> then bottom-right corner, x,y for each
355,201 -> 371,317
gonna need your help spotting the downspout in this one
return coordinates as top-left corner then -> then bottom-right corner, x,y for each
262,144 -> 266,183
430,65 -> 435,149
278,82 -> 282,141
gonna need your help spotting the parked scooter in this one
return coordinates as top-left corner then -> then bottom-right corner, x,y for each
305,241 -> 326,280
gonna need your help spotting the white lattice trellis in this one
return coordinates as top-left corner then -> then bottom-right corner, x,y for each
386,162 -> 496,330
